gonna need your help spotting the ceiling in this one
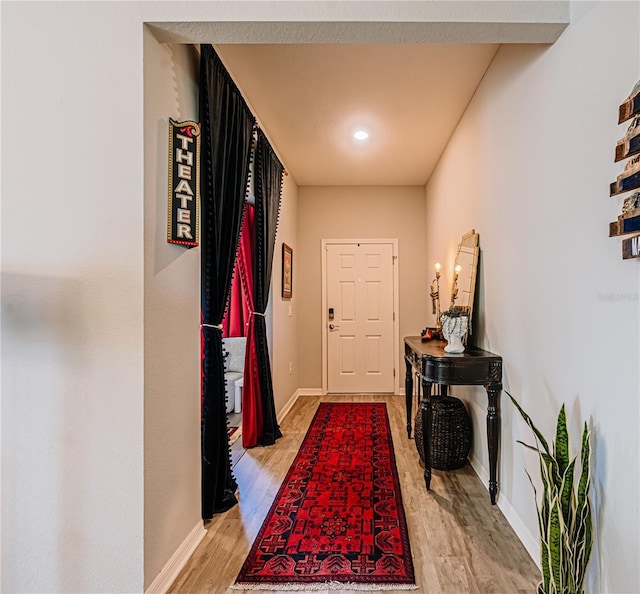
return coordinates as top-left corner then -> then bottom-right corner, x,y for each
215,43 -> 499,186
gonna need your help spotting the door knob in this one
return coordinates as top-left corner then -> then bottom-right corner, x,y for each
329,324 -> 340,330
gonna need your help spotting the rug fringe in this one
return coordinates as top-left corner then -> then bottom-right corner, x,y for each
231,581 -> 418,591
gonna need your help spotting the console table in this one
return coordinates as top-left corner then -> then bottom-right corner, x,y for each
404,336 -> 503,504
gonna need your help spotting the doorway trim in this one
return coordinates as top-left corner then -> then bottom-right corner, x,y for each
321,238 -> 400,395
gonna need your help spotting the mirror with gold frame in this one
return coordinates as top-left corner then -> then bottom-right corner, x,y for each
450,229 -> 480,335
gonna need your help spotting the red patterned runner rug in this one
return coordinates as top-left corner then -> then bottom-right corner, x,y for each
233,402 -> 416,590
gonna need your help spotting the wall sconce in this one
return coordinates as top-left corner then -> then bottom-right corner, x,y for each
430,262 -> 442,327
450,264 -> 462,308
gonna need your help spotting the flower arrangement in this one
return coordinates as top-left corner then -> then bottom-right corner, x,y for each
440,305 -> 468,318
440,306 -> 469,353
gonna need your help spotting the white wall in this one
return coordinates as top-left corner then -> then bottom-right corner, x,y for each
425,2 -> 640,592
143,32 -> 203,589
1,4 -> 305,590
271,176 -> 300,412
297,187 -> 428,392
1,3 -> 145,592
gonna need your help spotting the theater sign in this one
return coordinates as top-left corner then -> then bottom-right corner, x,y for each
168,119 -> 200,247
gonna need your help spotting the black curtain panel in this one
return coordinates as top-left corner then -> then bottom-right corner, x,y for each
199,44 -> 254,518
253,129 -> 285,446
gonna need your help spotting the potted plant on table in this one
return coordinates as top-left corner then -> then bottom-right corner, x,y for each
508,394 -> 593,594
440,305 -> 469,353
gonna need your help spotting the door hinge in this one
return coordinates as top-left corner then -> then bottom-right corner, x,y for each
393,368 -> 396,378
393,312 -> 395,321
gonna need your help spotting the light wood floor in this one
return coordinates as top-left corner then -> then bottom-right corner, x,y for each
170,395 -> 539,594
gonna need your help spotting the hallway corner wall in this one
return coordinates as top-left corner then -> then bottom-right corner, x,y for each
143,31 -> 203,590
424,2 -> 640,592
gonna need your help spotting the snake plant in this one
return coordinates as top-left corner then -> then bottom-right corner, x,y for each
508,393 -> 593,594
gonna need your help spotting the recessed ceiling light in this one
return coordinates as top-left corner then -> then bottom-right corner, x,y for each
353,130 -> 369,141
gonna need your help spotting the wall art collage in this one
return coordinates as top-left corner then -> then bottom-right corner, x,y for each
610,82 -> 640,260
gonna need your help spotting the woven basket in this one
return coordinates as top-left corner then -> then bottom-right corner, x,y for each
414,396 -> 472,470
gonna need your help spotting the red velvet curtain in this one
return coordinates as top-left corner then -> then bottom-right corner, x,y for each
242,131 -> 284,448
223,206 -> 253,339
238,206 -> 263,447
220,203 -> 263,447
243,316 -> 263,447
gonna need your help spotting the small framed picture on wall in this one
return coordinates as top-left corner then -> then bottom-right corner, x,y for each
282,243 -> 293,299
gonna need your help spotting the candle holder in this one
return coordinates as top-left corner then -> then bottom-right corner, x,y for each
429,263 -> 442,328
450,264 -> 462,309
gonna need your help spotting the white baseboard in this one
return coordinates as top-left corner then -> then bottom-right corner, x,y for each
278,389 -> 301,421
278,388 -> 325,421
145,521 -> 207,594
497,491 -> 540,567
297,388 -> 323,396
467,452 -> 489,488
468,454 -> 540,569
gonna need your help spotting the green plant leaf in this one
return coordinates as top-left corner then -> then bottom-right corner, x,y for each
574,502 -> 593,590
516,440 -> 539,452
577,423 -> 591,512
573,423 -> 593,591
541,451 -> 561,488
510,396 -> 593,594
540,542 -> 551,593
538,454 -> 552,506
526,470 -> 545,540
507,392 -> 551,454
548,495 -> 564,592
554,404 -> 570,477
559,458 -> 576,525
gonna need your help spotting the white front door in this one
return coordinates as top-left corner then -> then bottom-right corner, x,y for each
326,242 -> 395,393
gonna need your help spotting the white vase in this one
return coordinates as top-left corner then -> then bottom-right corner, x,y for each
441,315 -> 468,353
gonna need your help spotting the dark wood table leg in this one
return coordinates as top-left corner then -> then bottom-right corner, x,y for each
486,383 -> 501,505
405,356 -> 413,438
421,379 -> 433,491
